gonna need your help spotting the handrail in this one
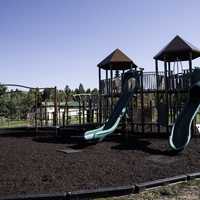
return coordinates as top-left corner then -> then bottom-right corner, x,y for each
0,84 -> 54,90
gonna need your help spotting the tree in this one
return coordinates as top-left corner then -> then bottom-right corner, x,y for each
64,85 -> 71,95
78,83 -> 85,93
0,85 -> 9,118
0,85 -> 7,96
42,88 -> 51,100
57,90 -> 66,102
74,88 -> 80,94
91,88 -> 98,94
86,88 -> 91,93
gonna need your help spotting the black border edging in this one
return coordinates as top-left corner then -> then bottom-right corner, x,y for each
67,185 -> 134,199
187,172 -> 200,180
1,173 -> 200,200
0,192 -> 67,200
134,175 -> 187,193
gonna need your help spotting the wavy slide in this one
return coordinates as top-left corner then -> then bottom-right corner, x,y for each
84,70 -> 139,141
169,68 -> 200,151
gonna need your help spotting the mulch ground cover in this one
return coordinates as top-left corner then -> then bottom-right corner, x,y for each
0,133 -> 200,197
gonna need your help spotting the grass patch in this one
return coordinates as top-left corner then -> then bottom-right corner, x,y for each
0,119 -> 31,128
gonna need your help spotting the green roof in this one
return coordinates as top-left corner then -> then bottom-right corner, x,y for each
42,101 -> 79,107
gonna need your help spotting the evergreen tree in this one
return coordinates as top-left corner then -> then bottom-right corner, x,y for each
78,83 -> 85,93
91,88 -> 98,94
0,84 -> 7,96
86,88 -> 91,93
74,88 -> 80,94
64,85 -> 71,95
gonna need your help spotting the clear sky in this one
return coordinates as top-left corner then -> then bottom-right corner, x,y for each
0,0 -> 200,90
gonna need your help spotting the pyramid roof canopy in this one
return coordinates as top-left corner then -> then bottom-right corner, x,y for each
154,35 -> 200,61
98,48 -> 137,70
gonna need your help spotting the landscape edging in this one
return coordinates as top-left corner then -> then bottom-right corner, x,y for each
1,172 -> 200,200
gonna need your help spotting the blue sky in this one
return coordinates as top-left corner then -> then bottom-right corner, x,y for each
0,0 -> 200,90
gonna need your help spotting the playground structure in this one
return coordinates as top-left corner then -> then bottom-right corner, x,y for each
170,68 -> 200,150
1,35 -> 200,199
85,70 -> 140,140
1,35 -> 200,141
96,35 -> 200,139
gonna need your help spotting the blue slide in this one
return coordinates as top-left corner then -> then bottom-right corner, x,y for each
84,70 -> 139,141
169,68 -> 200,151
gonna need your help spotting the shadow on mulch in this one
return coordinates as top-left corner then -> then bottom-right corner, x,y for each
69,142 -> 99,149
111,137 -> 179,157
33,136 -> 73,144
33,135 -> 99,149
33,134 -> 179,156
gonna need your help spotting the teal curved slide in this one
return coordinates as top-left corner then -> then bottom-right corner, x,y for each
84,70 -> 139,141
169,68 -> 200,151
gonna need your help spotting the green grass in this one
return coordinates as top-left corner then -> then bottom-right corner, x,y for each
0,119 -> 31,128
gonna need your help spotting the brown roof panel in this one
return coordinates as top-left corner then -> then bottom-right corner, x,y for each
98,48 -> 137,70
154,35 -> 200,61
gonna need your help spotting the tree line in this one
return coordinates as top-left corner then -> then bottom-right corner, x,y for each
64,83 -> 98,95
0,83 -> 98,120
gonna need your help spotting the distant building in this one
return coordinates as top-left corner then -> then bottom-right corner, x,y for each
27,101 -> 83,125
